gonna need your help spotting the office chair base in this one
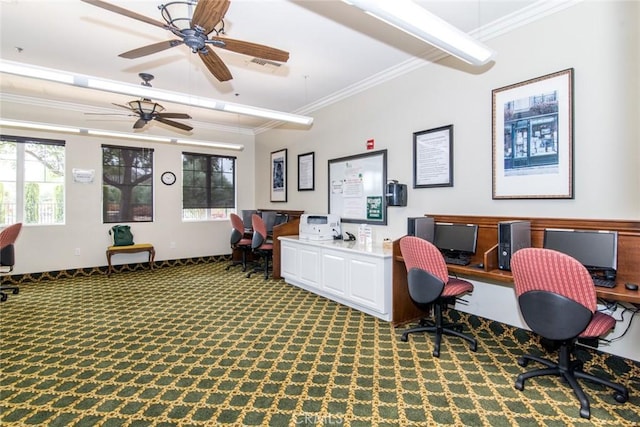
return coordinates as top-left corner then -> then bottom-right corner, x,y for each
0,286 -> 19,302
514,347 -> 629,419
401,324 -> 478,357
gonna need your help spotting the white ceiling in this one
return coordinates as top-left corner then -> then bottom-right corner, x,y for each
0,0 -> 542,137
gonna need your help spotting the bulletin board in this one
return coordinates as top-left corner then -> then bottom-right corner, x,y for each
328,149 -> 387,225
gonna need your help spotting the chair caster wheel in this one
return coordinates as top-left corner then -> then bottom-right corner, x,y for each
470,342 -> 478,352
13,288 -> 19,295
514,379 -> 524,391
614,392 -> 628,403
1,294 -> 7,302
432,350 -> 440,357
579,407 -> 590,419
400,335 -> 408,342
517,357 -> 528,367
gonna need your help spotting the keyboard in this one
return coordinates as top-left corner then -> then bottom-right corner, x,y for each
592,277 -> 616,288
443,255 -> 471,266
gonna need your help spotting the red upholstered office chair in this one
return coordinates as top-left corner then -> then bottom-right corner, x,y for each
1,223 -> 23,302
510,248 -> 628,419
399,236 -> 478,357
246,214 -> 273,280
226,213 -> 253,272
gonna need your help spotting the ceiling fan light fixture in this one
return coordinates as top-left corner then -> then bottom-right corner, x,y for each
128,99 -> 165,115
343,0 -> 495,66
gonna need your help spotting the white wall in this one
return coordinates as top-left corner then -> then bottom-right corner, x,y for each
255,1 -> 639,241
254,1 -> 640,361
2,126 -> 255,275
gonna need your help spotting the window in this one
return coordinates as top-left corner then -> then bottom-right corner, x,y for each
0,135 -> 65,226
182,152 -> 236,221
102,145 -> 153,223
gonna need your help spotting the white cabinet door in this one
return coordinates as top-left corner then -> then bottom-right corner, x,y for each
322,250 -> 347,297
348,255 -> 383,312
280,243 -> 298,280
299,247 -> 321,289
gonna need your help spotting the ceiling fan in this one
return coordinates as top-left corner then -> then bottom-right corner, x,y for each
87,73 -> 193,132
80,0 -> 290,82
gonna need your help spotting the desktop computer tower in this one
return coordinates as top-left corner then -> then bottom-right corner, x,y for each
407,217 -> 435,243
498,220 -> 531,271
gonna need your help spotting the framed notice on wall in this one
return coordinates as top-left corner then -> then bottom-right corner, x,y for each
413,125 -> 453,188
328,149 -> 387,225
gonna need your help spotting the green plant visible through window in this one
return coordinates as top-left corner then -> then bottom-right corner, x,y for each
102,145 -> 154,223
182,152 -> 236,221
0,135 -> 66,226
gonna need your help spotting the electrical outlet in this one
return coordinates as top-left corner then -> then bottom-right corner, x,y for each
74,248 -> 81,256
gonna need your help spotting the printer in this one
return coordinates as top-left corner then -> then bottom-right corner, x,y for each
299,214 -> 341,241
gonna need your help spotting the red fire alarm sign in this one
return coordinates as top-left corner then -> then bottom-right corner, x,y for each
366,139 -> 374,150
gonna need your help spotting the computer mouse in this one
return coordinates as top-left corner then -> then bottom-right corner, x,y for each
624,283 -> 638,291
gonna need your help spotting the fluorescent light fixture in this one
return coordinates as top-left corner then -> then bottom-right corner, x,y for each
0,61 -> 75,84
0,119 -> 81,134
343,0 -> 495,66
0,119 -> 244,151
0,60 -> 314,126
222,103 -> 314,125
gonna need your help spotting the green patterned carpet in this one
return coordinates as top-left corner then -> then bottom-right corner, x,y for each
1,261 -> 639,426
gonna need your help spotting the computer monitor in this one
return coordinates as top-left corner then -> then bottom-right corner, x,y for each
543,229 -> 618,273
434,223 -> 479,256
241,210 -> 258,231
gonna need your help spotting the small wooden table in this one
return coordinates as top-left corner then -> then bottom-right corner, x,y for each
106,243 -> 155,277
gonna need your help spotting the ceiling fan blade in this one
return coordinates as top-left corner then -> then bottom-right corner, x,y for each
209,37 -> 289,63
155,117 -> 193,132
81,0 -> 166,29
157,113 -> 192,119
198,49 -> 233,82
133,119 -> 147,129
112,103 -> 132,110
119,40 -> 183,59
191,0 -> 230,34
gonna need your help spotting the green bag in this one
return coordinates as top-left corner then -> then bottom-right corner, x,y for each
109,225 -> 134,246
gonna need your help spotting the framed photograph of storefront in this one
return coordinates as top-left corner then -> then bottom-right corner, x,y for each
492,68 -> 574,199
270,148 -> 287,202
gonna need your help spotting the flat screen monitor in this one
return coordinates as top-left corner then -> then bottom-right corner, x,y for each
543,228 -> 618,272
241,210 -> 258,231
434,223 -> 478,255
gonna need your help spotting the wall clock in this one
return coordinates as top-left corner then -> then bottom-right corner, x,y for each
161,171 -> 176,186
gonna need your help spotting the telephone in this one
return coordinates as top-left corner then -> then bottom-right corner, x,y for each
344,232 -> 356,241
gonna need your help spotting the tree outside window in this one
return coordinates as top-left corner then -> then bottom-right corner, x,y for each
0,135 -> 65,226
182,152 -> 236,221
102,145 -> 153,223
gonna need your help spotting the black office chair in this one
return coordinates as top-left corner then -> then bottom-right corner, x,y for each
226,213 -> 253,272
260,211 -> 278,237
399,236 -> 478,357
241,210 -> 258,234
1,223 -> 23,302
246,214 -> 273,280
510,248 -> 629,419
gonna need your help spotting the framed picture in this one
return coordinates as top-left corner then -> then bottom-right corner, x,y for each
328,149 -> 387,225
297,152 -> 315,191
413,125 -> 453,188
270,148 -> 287,202
492,68 -> 574,199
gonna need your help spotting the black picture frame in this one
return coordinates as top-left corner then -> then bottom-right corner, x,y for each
297,152 -> 315,191
413,125 -> 453,188
270,148 -> 287,202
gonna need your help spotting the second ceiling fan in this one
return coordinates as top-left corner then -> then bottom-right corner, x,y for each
81,0 -> 290,82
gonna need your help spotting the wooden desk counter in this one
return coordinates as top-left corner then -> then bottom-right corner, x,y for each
393,215 -> 640,306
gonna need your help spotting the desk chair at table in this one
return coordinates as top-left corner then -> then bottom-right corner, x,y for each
227,213 -> 253,272
246,214 -> 273,280
510,248 -> 629,419
399,236 -> 478,357
1,223 -> 23,302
